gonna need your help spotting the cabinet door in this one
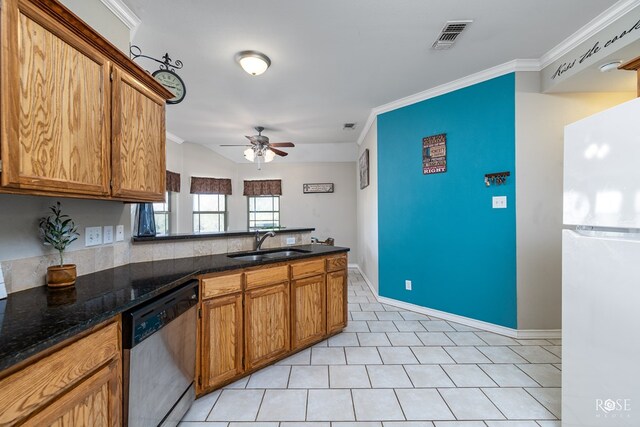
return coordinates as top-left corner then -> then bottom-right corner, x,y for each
0,2 -> 110,195
245,282 -> 290,370
24,360 -> 121,427
291,274 -> 326,349
327,270 -> 348,334
111,66 -> 166,201
200,294 -> 244,391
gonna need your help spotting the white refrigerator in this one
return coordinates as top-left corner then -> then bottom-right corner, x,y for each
563,97 -> 640,426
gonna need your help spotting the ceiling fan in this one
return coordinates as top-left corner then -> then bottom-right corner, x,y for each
221,127 -> 295,166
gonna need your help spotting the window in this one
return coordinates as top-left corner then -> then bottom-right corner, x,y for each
193,194 -> 227,233
248,196 -> 280,229
153,192 -> 171,235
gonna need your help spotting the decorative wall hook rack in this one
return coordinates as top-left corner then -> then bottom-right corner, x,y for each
130,45 -> 183,72
485,171 -> 510,187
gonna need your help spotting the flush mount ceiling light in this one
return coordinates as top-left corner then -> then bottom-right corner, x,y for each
599,60 -> 623,72
235,50 -> 271,76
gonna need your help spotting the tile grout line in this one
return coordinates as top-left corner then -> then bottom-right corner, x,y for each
478,386 -> 510,421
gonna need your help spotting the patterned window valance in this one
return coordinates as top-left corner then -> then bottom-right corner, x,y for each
190,177 -> 233,195
243,179 -> 282,196
166,170 -> 181,193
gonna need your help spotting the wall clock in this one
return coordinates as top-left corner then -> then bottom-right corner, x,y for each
152,69 -> 186,105
130,46 -> 187,105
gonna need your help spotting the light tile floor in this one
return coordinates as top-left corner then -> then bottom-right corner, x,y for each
180,269 -> 561,427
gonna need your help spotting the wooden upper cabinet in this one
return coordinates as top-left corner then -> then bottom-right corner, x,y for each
0,1 -> 110,195
111,67 -> 166,201
0,0 -> 172,201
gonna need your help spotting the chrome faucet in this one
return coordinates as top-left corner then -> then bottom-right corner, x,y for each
254,230 -> 276,251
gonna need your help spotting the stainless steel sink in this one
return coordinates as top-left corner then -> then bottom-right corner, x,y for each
228,248 -> 311,262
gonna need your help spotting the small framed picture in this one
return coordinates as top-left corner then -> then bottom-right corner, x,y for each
359,149 -> 370,189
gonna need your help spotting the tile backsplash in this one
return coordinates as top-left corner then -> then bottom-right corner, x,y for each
0,232 -> 311,294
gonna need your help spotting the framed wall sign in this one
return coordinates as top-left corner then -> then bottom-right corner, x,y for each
303,183 -> 334,193
423,133 -> 447,175
359,149 -> 370,189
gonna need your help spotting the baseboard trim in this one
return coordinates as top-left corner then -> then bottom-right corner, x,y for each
352,264 -> 378,297
349,264 -> 561,339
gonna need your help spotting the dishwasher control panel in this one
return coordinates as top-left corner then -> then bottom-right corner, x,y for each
123,280 -> 198,348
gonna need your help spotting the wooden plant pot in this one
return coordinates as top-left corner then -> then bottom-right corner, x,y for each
46,264 -> 77,288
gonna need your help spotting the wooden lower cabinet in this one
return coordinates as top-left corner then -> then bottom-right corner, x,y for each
291,273 -> 326,349
245,282 -> 290,371
327,269 -> 348,334
200,293 -> 244,392
197,254 -> 348,395
0,319 -> 121,426
25,360 -> 120,427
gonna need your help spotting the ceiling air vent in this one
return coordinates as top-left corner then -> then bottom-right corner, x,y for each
432,20 -> 473,50
343,123 -> 357,130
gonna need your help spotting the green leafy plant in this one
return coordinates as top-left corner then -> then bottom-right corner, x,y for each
39,202 -> 79,267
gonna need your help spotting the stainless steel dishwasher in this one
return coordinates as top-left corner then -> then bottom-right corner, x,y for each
123,280 -> 198,427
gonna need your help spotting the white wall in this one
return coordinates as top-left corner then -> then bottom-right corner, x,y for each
356,119 -> 378,291
235,162 -> 357,259
59,0 -> 130,53
166,141 -> 238,233
515,71 -> 634,330
166,141 -> 358,258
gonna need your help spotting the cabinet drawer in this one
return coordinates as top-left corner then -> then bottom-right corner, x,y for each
291,258 -> 325,279
245,265 -> 289,289
326,254 -> 348,272
0,321 -> 120,426
201,273 -> 243,299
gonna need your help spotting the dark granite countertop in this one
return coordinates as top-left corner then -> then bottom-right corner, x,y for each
0,244 -> 349,372
132,227 -> 316,243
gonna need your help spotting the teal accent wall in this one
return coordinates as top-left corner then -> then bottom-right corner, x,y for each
377,73 -> 517,328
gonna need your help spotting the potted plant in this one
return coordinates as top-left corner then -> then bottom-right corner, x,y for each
39,202 -> 80,288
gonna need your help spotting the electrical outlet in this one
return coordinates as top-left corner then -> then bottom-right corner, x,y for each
405,280 -> 412,291
85,226 -> 102,247
115,225 -> 124,242
286,237 -> 296,245
103,226 -> 114,244
492,196 -> 507,209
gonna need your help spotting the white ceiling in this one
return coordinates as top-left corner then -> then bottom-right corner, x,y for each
123,0 -> 620,163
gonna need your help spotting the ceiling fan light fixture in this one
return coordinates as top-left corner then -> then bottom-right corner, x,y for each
244,147 -> 255,161
236,51 -> 271,76
264,149 -> 275,162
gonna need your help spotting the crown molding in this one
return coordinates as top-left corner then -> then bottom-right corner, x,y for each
357,59 -> 540,145
100,0 -> 141,33
166,131 -> 185,144
356,0 -> 640,146
539,0 -> 640,68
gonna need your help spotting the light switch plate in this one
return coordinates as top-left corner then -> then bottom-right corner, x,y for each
85,226 -> 102,246
405,280 -> 412,291
103,226 -> 114,244
115,225 -> 124,242
492,196 -> 507,209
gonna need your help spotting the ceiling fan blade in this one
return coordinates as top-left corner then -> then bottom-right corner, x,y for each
269,147 -> 289,157
269,142 -> 295,147
220,144 -> 252,147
